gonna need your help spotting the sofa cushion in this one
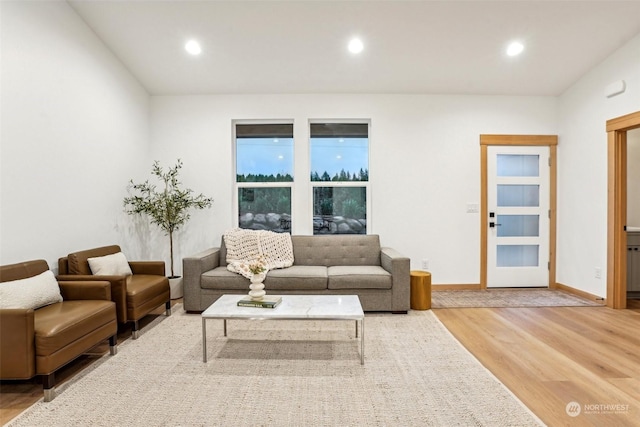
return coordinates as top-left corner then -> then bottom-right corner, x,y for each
88,252 -> 132,276
291,235 -> 381,266
0,270 -> 63,310
328,265 -> 392,290
201,267 -> 250,290
264,266 -> 328,290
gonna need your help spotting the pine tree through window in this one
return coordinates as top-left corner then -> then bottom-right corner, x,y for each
235,123 -> 293,232
310,122 -> 369,234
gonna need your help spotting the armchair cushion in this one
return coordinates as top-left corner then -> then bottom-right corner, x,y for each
0,270 -> 62,310
87,252 -> 132,276
34,300 -> 116,360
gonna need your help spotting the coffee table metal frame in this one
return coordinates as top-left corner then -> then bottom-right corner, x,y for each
201,294 -> 365,365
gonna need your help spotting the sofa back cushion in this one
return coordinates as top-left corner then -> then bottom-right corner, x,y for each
67,245 -> 122,275
220,234 -> 381,267
292,235 -> 381,266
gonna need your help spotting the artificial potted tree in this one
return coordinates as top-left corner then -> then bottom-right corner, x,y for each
123,159 -> 213,298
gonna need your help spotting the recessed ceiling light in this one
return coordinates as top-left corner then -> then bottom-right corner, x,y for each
185,40 -> 202,55
348,38 -> 364,54
506,41 -> 524,57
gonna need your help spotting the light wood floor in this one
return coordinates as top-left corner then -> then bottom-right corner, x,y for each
1,299 -> 639,426
435,300 -> 640,427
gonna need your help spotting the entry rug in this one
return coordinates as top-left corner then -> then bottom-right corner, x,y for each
432,288 -> 603,308
8,305 -> 544,427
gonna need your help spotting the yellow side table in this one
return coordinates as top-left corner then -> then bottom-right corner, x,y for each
410,270 -> 432,310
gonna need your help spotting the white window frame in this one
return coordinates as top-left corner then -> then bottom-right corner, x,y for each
232,119 -> 295,232
308,119 -> 372,234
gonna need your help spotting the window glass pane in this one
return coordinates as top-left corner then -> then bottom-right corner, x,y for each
497,245 -> 539,267
236,124 -> 293,183
238,187 -> 291,232
313,187 -> 366,234
497,215 -> 539,237
497,185 -> 539,207
310,124 -> 368,182
497,154 -> 539,177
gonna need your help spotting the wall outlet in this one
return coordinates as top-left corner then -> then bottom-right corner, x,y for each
595,267 -> 602,279
466,203 -> 479,213
421,259 -> 429,270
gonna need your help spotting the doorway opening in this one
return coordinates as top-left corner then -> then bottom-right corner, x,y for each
606,111 -> 640,309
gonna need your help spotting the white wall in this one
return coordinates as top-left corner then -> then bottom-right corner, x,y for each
0,1 -> 150,270
4,1 -> 637,294
149,94 -> 557,281
628,129 -> 640,227
558,33 -> 640,297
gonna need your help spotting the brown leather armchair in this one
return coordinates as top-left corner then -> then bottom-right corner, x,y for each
58,245 -> 171,339
0,260 -> 117,402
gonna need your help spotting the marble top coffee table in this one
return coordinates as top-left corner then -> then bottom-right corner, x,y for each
201,294 -> 365,364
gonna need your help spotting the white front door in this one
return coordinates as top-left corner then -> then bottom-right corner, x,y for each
487,146 -> 550,288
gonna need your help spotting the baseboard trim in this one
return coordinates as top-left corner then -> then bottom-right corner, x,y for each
553,282 -> 606,304
433,284 -> 481,291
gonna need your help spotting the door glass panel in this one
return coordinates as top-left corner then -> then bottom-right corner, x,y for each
497,245 -> 539,267
497,184 -> 539,207
497,215 -> 539,237
497,154 -> 539,177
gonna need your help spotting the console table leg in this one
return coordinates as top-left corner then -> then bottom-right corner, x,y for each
223,319 -> 227,337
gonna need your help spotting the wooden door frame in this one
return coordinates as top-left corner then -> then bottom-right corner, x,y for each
480,135 -> 558,289
606,111 -> 640,308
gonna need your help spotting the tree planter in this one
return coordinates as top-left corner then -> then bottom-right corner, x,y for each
169,276 -> 183,299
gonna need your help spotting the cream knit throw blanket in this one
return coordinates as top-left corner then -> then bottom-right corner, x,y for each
224,228 -> 294,278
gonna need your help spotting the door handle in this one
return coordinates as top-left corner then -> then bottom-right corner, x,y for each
489,222 -> 502,228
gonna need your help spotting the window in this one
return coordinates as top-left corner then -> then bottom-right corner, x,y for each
310,122 -> 369,234
235,123 -> 293,232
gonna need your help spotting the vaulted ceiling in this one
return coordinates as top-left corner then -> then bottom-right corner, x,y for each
68,0 -> 640,96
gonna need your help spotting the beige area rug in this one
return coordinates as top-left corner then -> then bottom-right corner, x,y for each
432,288 -> 603,308
8,305 -> 543,427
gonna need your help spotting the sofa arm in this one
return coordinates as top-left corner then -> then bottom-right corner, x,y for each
0,308 -> 36,379
56,274 -> 127,323
58,280 -> 112,301
381,247 -> 410,312
182,247 -> 220,312
129,261 -> 166,276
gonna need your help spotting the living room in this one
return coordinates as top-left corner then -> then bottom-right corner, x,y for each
1,1 -> 640,426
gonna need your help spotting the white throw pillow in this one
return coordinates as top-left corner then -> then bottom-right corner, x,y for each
0,270 -> 63,310
87,252 -> 133,276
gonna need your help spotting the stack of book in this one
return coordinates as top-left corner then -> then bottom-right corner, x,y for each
237,295 -> 282,309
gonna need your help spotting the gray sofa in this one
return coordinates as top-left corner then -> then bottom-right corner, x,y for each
183,234 -> 410,313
